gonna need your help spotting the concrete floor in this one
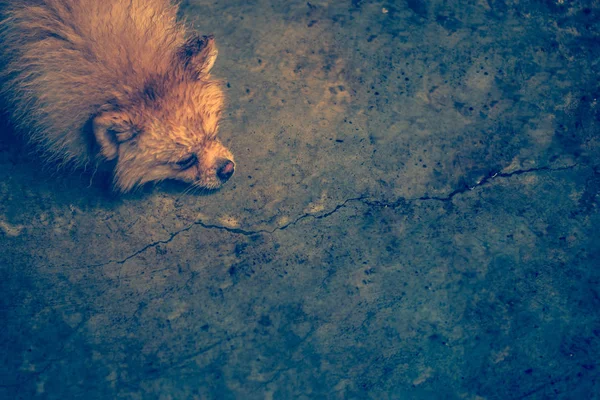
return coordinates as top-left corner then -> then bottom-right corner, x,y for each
1,0 -> 599,398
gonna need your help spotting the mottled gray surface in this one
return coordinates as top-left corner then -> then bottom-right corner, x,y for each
1,0 -> 599,398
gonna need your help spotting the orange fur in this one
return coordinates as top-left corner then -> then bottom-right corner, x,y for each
0,0 -> 234,191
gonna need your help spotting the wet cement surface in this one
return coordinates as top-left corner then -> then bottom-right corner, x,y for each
1,0 -> 599,398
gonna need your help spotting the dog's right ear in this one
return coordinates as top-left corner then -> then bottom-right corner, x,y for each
177,34 -> 218,77
92,111 -> 137,160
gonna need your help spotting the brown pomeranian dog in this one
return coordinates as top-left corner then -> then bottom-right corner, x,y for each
0,0 -> 235,192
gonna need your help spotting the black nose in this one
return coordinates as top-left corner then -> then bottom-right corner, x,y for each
216,159 -> 235,182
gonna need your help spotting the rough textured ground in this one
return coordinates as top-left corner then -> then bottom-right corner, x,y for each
1,0 -> 599,398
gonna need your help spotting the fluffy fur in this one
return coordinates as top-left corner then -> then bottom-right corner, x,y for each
0,0 -> 234,191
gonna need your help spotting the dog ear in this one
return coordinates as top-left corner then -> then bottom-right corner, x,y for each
92,111 -> 137,160
178,34 -> 218,77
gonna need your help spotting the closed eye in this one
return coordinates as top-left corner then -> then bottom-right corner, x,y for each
175,154 -> 198,170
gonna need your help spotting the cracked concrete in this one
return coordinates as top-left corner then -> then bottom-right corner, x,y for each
89,163 -> 580,270
1,0 -> 599,399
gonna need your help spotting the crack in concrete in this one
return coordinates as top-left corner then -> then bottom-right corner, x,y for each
81,196 -> 367,269
81,164 -> 579,269
364,164 -> 579,208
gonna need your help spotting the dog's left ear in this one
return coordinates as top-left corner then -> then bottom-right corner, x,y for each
92,110 -> 137,161
178,34 -> 218,77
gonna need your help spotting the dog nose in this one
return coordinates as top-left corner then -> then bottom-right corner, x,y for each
216,159 -> 235,182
